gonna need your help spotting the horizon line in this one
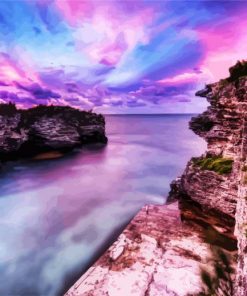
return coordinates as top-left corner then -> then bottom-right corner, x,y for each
102,113 -> 199,115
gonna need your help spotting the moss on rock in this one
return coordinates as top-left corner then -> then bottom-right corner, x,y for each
192,156 -> 233,175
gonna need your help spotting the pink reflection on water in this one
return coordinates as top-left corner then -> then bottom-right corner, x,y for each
0,115 -> 206,295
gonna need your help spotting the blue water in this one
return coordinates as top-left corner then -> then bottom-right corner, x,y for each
0,115 -> 206,295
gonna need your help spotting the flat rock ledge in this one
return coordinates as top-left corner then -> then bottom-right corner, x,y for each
65,201 -> 237,296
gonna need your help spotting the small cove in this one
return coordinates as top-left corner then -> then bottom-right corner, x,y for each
0,114 -> 206,295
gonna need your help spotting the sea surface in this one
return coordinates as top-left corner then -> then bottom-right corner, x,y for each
0,115 -> 206,295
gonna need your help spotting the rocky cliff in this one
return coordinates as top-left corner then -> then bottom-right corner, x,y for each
172,60 -> 247,295
66,61 -> 247,296
0,103 -> 107,160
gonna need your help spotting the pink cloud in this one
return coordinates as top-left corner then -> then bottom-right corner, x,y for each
56,0 -> 154,66
0,55 -> 29,85
157,72 -> 200,85
0,53 -> 64,108
55,0 -> 95,26
0,52 -> 40,86
157,68 -> 213,88
197,14 -> 247,81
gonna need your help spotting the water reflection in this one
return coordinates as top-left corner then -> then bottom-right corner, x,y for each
0,115 -> 206,295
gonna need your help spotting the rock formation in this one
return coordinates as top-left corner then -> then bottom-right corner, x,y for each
65,201 -> 237,296
0,103 -> 107,160
177,60 -> 247,295
66,60 -> 247,295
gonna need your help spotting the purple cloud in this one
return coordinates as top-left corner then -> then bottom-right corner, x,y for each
0,80 -> 9,86
16,82 -> 61,100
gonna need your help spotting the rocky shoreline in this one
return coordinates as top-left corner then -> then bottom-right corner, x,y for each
66,60 -> 247,295
0,103 -> 107,162
66,200 -> 237,296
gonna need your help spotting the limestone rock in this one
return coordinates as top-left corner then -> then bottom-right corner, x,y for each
0,104 -> 107,159
174,60 -> 247,295
66,202 -> 237,296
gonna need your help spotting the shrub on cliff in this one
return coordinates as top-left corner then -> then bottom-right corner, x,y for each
228,60 -> 247,82
199,248 -> 234,296
0,103 -> 105,127
21,105 -> 105,126
0,102 -> 18,116
192,156 -> 233,175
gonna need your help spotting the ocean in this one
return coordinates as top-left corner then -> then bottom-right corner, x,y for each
0,115 -> 206,295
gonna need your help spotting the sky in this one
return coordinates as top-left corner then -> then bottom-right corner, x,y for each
0,0 -> 246,114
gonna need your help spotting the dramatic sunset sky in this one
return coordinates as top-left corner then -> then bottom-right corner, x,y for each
0,0 -> 246,113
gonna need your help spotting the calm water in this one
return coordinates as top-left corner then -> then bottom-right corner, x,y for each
0,115 -> 206,295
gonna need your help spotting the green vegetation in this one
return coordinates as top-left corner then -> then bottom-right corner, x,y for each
199,248 -> 234,296
192,156 -> 233,175
0,102 -> 17,116
218,78 -> 229,87
228,60 -> 247,82
0,102 -> 105,127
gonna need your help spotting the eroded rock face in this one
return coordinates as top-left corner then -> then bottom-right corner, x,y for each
235,184 -> 247,295
175,69 -> 247,222
173,61 -> 247,295
0,113 -> 28,154
0,104 -> 107,158
191,78 -> 247,158
179,160 -> 238,220
234,121 -> 247,296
